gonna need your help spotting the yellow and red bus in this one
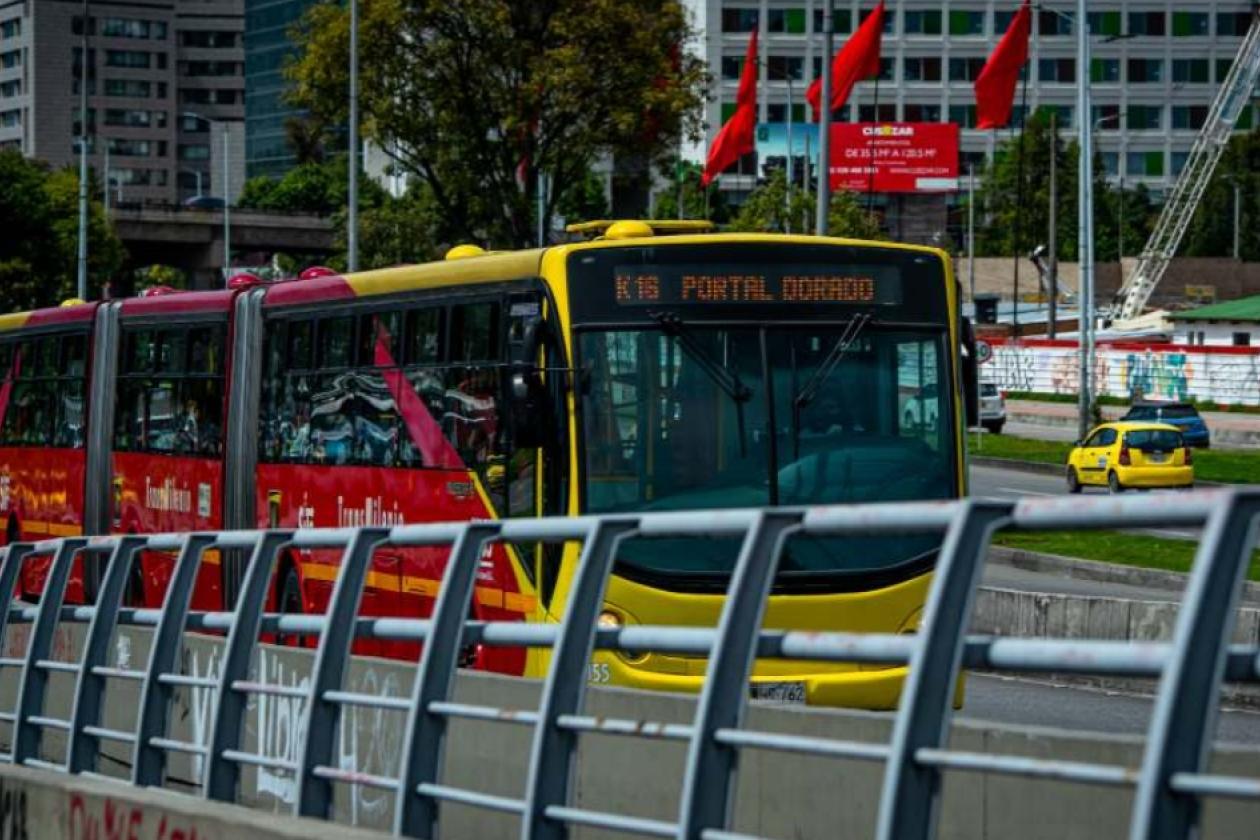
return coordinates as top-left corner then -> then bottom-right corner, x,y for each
0,220 -> 975,707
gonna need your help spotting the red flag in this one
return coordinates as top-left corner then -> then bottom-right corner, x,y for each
806,2 -> 885,120
701,29 -> 758,186
975,1 -> 1032,129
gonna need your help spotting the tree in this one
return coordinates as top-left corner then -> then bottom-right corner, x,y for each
727,170 -> 883,238
330,181 -> 449,270
0,151 -> 124,311
1184,128 -> 1260,261
652,160 -> 732,223
238,155 -> 389,216
286,0 -> 708,249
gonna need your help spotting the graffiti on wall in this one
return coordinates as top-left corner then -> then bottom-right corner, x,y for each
988,341 -> 1260,406
0,777 -> 28,840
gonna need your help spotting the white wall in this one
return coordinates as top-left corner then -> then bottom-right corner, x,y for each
1172,321 -> 1258,348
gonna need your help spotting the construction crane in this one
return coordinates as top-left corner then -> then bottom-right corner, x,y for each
1107,9 -> 1260,324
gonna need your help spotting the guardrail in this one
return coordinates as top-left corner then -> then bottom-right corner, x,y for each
1,491 -> 1259,840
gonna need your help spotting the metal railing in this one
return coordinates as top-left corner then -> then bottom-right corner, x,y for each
1,490 -> 1259,840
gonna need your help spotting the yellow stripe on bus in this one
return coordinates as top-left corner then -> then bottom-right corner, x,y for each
296,562 -> 534,614
22,520 -> 84,538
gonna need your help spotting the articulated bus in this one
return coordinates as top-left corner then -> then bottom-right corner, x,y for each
0,220 -> 976,707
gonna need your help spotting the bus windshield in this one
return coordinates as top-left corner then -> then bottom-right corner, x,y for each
579,322 -> 955,587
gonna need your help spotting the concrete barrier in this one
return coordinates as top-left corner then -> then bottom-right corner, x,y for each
0,761 -> 389,840
2,625 -> 1257,839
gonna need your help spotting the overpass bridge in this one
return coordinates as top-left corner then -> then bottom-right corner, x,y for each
0,492 -> 1258,839
111,206 -> 337,288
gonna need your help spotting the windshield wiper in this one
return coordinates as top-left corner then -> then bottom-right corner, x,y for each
790,314 -> 871,460
649,311 -> 753,456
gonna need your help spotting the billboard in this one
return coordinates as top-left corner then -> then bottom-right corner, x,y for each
830,123 -> 960,193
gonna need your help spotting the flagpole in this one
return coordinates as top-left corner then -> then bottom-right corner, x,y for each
1011,67 -> 1029,339
866,73 -> 880,213
815,0 -> 834,236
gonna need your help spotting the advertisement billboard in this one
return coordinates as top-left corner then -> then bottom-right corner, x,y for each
830,123 -> 960,193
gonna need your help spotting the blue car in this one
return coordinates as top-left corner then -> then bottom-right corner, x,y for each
1121,402 -> 1211,448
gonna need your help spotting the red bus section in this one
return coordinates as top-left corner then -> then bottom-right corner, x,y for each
0,304 -> 97,601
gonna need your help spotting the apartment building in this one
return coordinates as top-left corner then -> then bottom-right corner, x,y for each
0,0 -> 244,205
700,1 -> 1260,199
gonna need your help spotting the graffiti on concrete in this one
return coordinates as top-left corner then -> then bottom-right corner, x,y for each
0,777 -> 28,840
66,792 -> 205,840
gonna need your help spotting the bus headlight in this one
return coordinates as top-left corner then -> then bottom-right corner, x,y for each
597,610 -> 621,629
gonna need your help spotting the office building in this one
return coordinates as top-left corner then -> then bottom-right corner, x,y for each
0,0 -> 244,206
700,1 -> 1260,200
243,0 -> 315,179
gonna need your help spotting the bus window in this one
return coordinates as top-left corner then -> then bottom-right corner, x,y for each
404,308 -> 442,365
63,333 -> 87,378
1,333 -> 89,449
357,311 -> 401,365
319,316 -> 354,369
450,302 -> 500,362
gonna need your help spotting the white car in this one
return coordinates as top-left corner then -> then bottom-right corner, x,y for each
979,382 -> 1006,434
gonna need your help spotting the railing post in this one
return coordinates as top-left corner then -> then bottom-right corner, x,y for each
68,536 -> 147,773
13,538 -> 88,765
0,543 -> 35,648
394,521 -> 502,839
202,531 -> 293,801
295,527 -> 390,818
877,500 -> 1013,840
1129,489 -> 1260,840
521,518 -> 638,840
675,510 -> 803,840
132,534 -> 218,786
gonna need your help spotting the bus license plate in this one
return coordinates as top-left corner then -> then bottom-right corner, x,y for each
750,681 -> 806,704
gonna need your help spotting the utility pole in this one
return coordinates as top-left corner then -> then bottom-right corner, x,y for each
815,0 -> 834,236
222,125 -> 231,274
1234,181 -> 1242,260
1048,112 -> 1058,339
1077,0 -> 1096,441
967,162 -> 976,304
75,0 -> 91,301
347,0 -> 359,271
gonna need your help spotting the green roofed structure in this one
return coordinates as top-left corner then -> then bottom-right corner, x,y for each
1168,294 -> 1260,347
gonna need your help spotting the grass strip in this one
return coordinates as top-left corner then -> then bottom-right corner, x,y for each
993,530 -> 1260,582
969,432 -> 1260,485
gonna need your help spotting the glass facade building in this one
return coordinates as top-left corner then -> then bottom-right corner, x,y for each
244,0 -> 315,178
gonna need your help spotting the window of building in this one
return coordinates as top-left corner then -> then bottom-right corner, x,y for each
949,57 -> 987,82
180,30 -> 237,48
1217,58 -> 1237,83
114,326 -> 226,457
1126,150 -> 1164,177
1233,332 -> 1251,347
949,105 -> 977,128
1128,59 -> 1164,83
1038,58 -> 1075,83
1039,10 -> 1074,36
994,10 -> 1015,33
1126,104 -> 1162,130
101,18 -> 167,39
859,6 -> 895,33
721,8 -> 758,33
104,108 -> 164,127
1172,12 -> 1210,37
0,109 -> 18,128
949,10 -> 985,36
1172,105 -> 1209,130
178,143 -> 209,161
0,80 -> 20,98
1,19 -> 20,39
903,56 -> 942,82
903,103 -> 941,122
1171,151 -> 1189,175
876,56 -> 894,82
1092,103 -> 1121,126
1088,11 -> 1122,38
903,10 -> 942,36
106,49 -> 152,69
180,60 -> 241,77
104,78 -> 152,98
1218,12 -> 1254,36
1173,59 -> 1210,83
1091,59 -> 1120,83
720,56 -> 743,81
1101,152 -> 1120,176
71,17 -> 96,36
767,8 -> 806,34
0,333 -> 90,449
766,103 -> 806,123
1042,104 -> 1074,128
767,55 -> 803,81
811,8 -> 852,34
857,103 -> 897,122
1129,12 -> 1166,37
110,138 -> 156,157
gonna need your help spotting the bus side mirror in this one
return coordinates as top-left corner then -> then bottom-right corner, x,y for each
505,318 -> 555,450
961,317 -> 980,428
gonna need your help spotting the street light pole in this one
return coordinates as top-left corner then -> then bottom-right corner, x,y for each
967,162 -> 976,304
222,125 -> 231,273
815,1 -> 834,236
348,0 -> 359,271
1048,112 -> 1058,339
76,0 -> 90,301
1077,0 -> 1096,440
785,75 -> 794,233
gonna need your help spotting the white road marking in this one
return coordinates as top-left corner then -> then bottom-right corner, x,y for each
997,487 -> 1056,497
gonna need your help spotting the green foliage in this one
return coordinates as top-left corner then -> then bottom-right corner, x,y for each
555,169 -> 610,226
0,150 -> 124,312
1184,128 -> 1260,260
237,156 -> 388,216
286,0 -> 708,248
331,181 -> 449,270
652,160 -> 732,223
133,264 -> 188,291
972,108 -> 1158,262
727,170 -> 882,239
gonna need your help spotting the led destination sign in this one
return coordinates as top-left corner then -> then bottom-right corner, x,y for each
613,264 -> 902,307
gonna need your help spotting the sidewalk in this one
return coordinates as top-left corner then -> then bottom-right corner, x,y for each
1005,399 -> 1260,448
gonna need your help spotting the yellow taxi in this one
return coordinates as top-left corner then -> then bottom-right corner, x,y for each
1066,422 -> 1195,494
